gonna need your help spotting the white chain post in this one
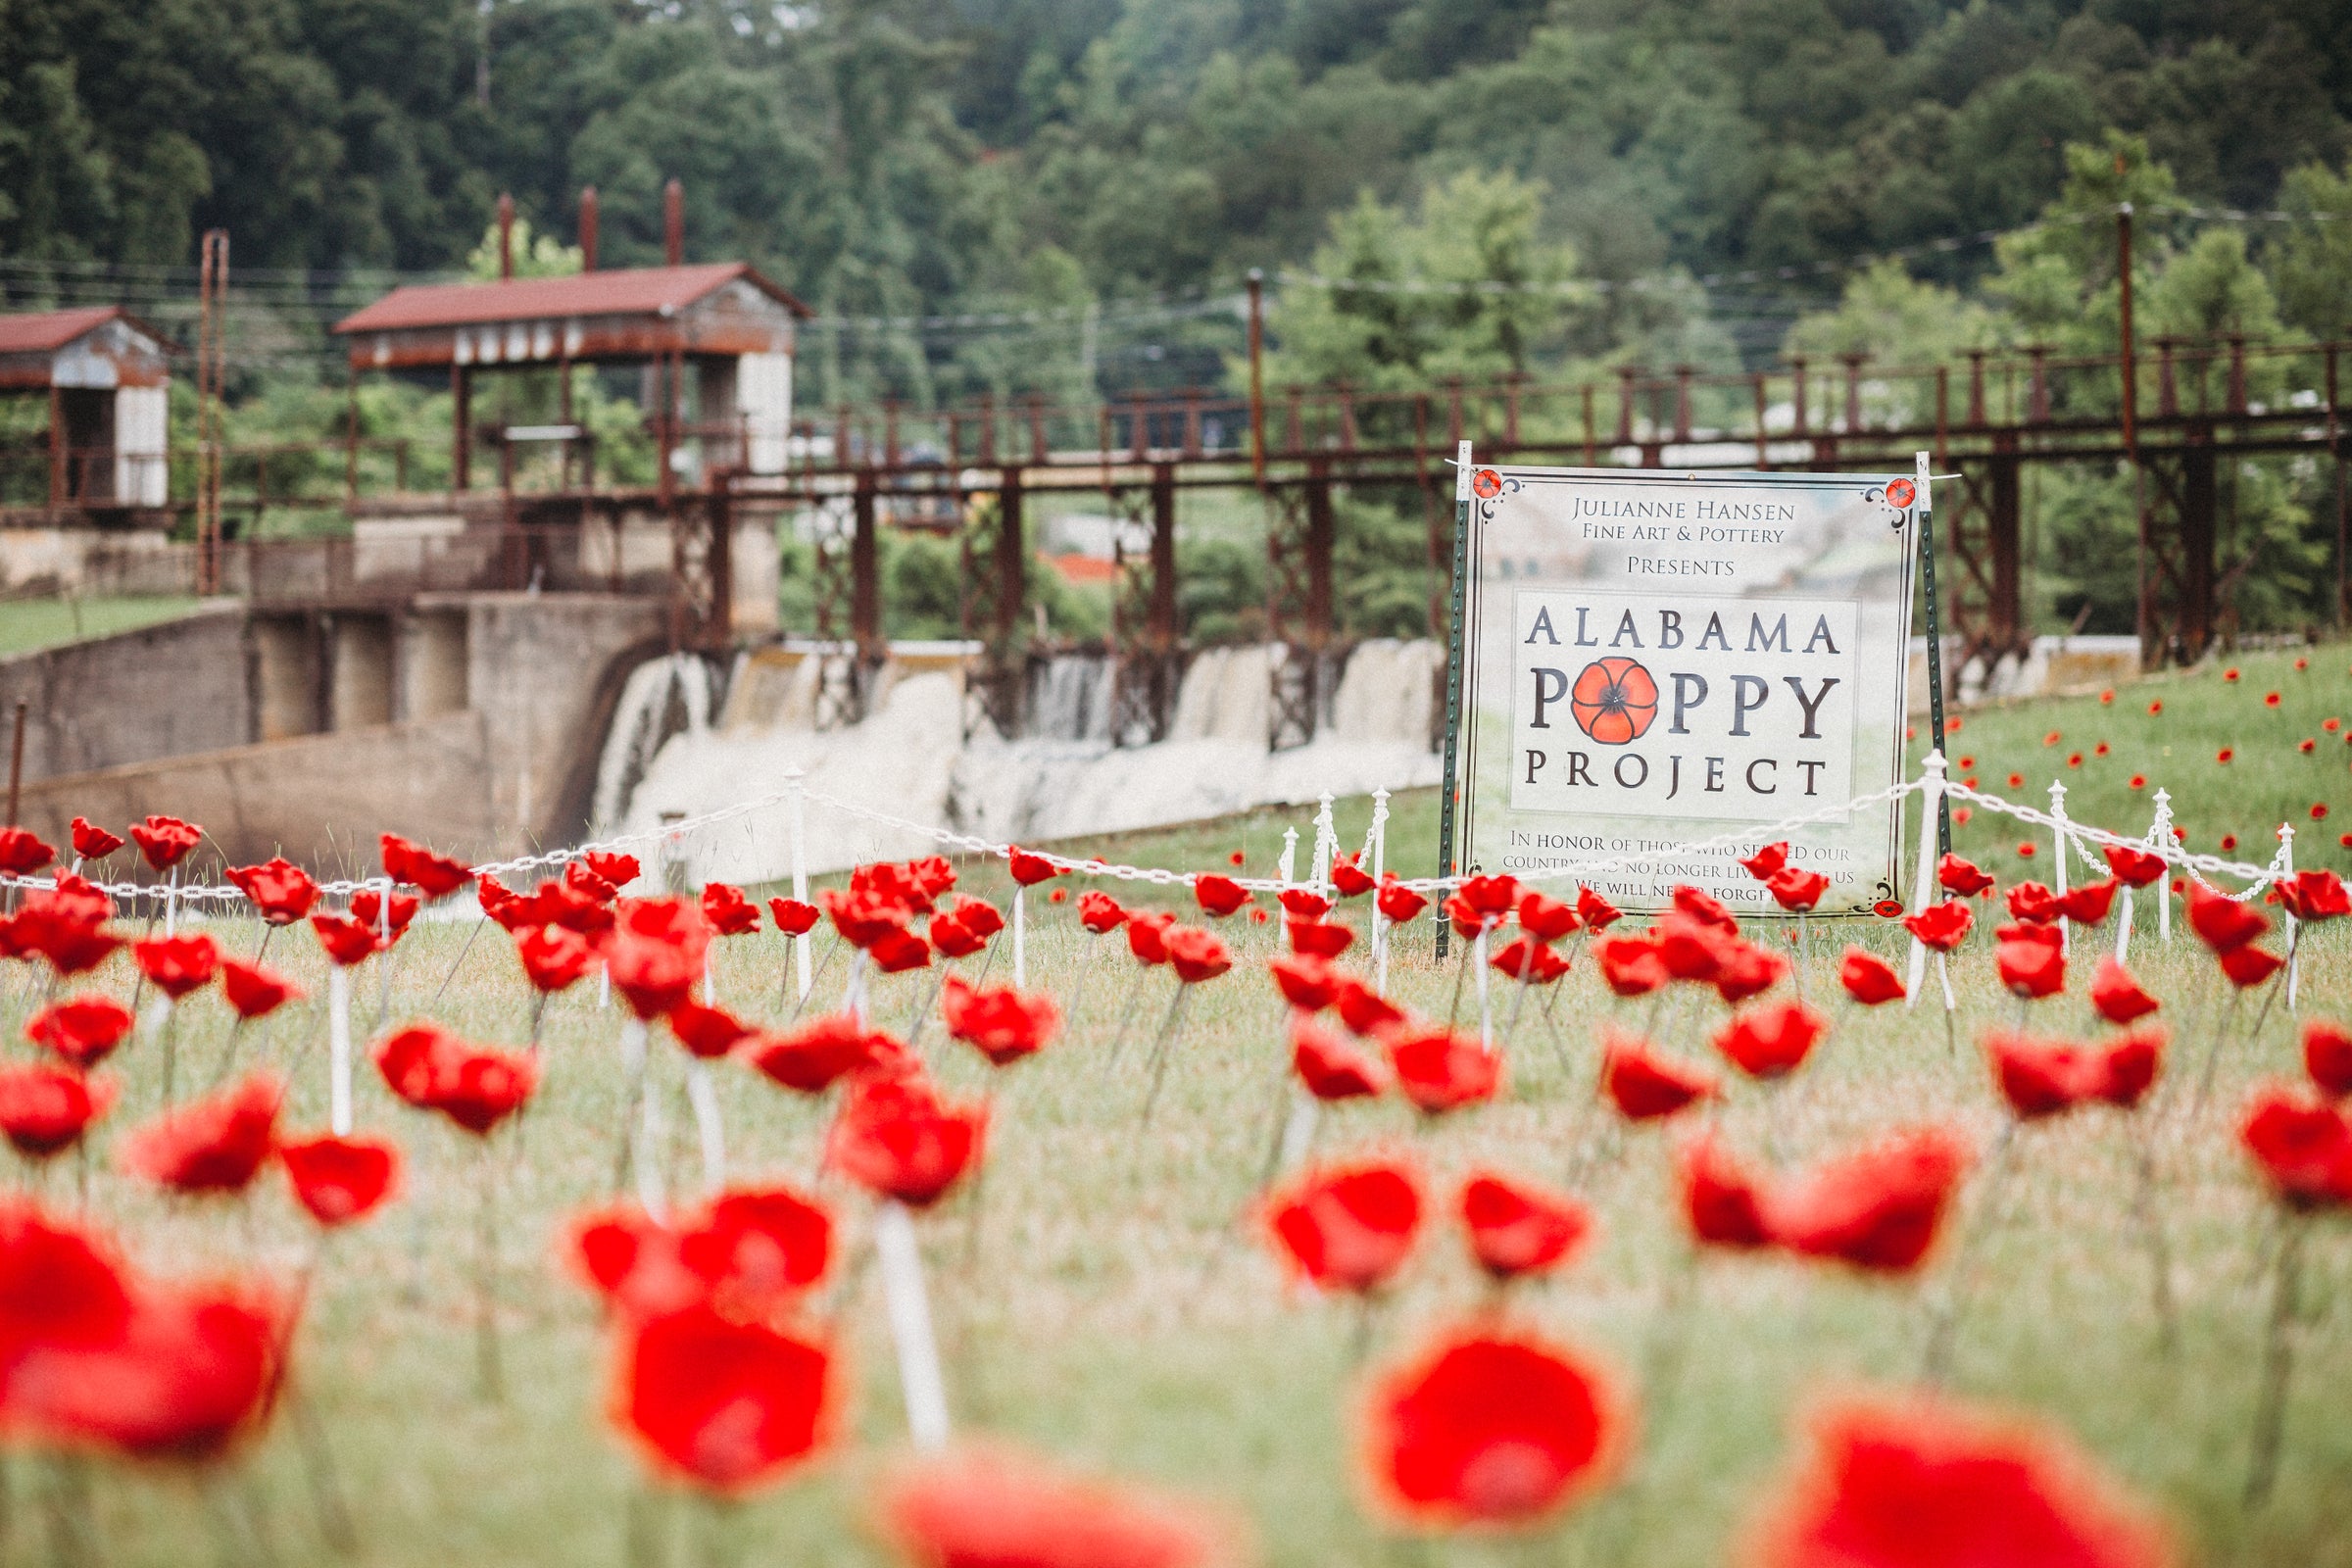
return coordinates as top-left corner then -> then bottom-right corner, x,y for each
1278,826 -> 1298,886
2048,779 -> 2070,957
1310,793 -> 1336,897
2150,789 -> 2174,944
2279,822 -> 2299,1009
1370,788 -> 1392,994
1904,751 -> 1946,1006
788,766 -> 812,1002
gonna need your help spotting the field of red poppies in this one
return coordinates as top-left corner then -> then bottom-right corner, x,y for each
0,649 -> 2349,1568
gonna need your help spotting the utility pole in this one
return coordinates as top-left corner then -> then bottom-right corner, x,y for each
2119,197 -> 2151,668
1247,269 -> 1266,488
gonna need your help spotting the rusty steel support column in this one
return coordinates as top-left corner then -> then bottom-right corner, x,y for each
852,473 -> 882,665
1303,464 -> 1335,654
47,386 -> 64,510
1150,464 -> 1178,654
452,366 -> 470,492
996,466 -> 1025,649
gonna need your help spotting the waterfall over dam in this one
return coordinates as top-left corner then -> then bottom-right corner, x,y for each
597,640 -> 1445,881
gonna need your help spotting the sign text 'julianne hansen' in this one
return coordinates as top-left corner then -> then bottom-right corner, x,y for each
1452,465 -> 1920,913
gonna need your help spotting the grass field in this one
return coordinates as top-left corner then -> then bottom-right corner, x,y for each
8,648 -> 2352,1567
0,597 -> 203,659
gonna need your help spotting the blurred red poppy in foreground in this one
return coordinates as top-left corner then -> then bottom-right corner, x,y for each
118,1074 -> 281,1195
1332,975 -> 1405,1037
2304,1019 -> 2352,1099
0,1064 -> 115,1158
1936,854 -> 1995,897
1376,877 -> 1430,926
571,1186 -> 834,1322
1269,953 -> 1339,1011
612,1302 -> 833,1494
738,1015 -> 906,1095
514,924 -> 596,994
827,1074 -> 985,1208
1714,1001 -> 1827,1080
1364,1326 -> 1621,1529
1679,1136 -> 1775,1250
373,1025 -> 536,1136
2240,1087 -> 2352,1208
666,1001 -> 753,1060
1288,919 -> 1355,959
941,975 -> 1060,1066
24,995 -> 133,1070
278,1133 -> 401,1227
1263,1157 -> 1422,1295
1747,1392 -> 2171,1568
349,889 -> 418,942
2278,869 -> 2351,923
7,880 -> 122,976
1768,1126 -> 1971,1274
2089,958 -> 2159,1025
881,1444 -> 1229,1568
2056,879 -> 2120,926
1987,1033 -> 2102,1120
1292,1018 -> 1388,1101
231,859 -> 324,926
1996,940 -> 2066,1000
2219,945 -> 2284,990
2185,884 -> 2268,954
1458,1172 -> 1593,1282
1740,843 -> 1789,880
129,815 -> 202,871
1331,853 -> 1375,899
1386,1026 -> 1502,1115
132,934 -> 220,1001
310,911 -> 384,968
2103,845 -> 2167,888
1125,910 -> 1175,966
1077,891 -> 1128,934
1838,949 -> 1905,1005
1166,926 -> 1233,984
1600,1033 -> 1717,1121
1594,935 -> 1668,998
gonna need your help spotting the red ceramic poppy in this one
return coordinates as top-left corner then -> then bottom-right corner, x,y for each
1386,1025 -> 1503,1115
1007,849 -> 1061,887
606,896 -> 712,1018
2278,869 -> 2351,923
929,910 -> 985,959
1653,911 -> 1733,984
612,1302 -> 833,1494
378,833 -> 474,898
1515,891 -> 1579,942
941,975 -> 1060,1066
219,957 -> 300,1021
1768,1126 -> 1971,1273
1995,940 -> 2066,1000
1376,877 -> 1430,925
1575,885 -> 1623,930
119,1073 -> 281,1195
667,1001 -> 753,1060
1677,1136 -> 1775,1250
1078,891 -> 1129,934
582,850 -> 641,889
2089,957 -> 2159,1025
1458,1171 -> 1592,1281
2102,844 -> 2167,888
1332,975 -> 1406,1037
310,911 -> 382,968
128,815 -> 202,871
1768,867 -> 1831,913
1166,926 -> 1232,984
1491,937 -> 1570,984
349,888 -> 418,941
870,926 -> 933,974
1292,1017 -> 1388,1101
475,874 -> 524,929
1279,888 -> 1332,923
2006,882 -> 2059,924
2241,1085 -> 2352,1208
1600,1032 -> 1717,1120
881,1444 -> 1224,1568
1363,1325 -> 1621,1528
7,881 -> 122,976
905,857 -> 957,904
0,828 -> 55,877
700,882 -> 761,937
24,995 -> 134,1070
1332,853 -> 1376,899
1996,919 -> 2063,951
1594,935 -> 1668,998
1263,1157 -> 1422,1294
1193,874 -> 1251,918
677,1186 -> 835,1307
2219,944 -> 2284,989
738,1015 -> 904,1094
767,896 -> 820,937
565,859 -> 620,906
132,933 -> 220,1001
1289,919 -> 1355,958
1712,940 -> 1788,1004
1749,1393 -> 2172,1568
1269,953 -> 1339,1011
514,923 -> 596,993
372,1025 -> 536,1136
0,1202 -> 133,1354
1126,910 -> 1175,966
827,1073 -> 985,1207
68,818 -> 123,861
2185,883 -> 2269,953
1985,1032 -> 2101,1120
1838,948 -> 1906,1005
0,1065 -> 115,1158
2096,1028 -> 2165,1110
821,885 -> 909,950
2055,879 -> 2120,925
945,895 -> 1004,940
277,1133 -> 401,1227
1714,1001 -> 1827,1080
1740,843 -> 1790,880
1936,854 -> 1995,897
2304,1020 -> 2352,1099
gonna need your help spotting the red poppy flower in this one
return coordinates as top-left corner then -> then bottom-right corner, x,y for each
930,910 -> 986,959
1262,1157 -> 1422,1294
1678,1136 -> 1775,1250
1930,854 -> 1988,898
1514,891 -> 1579,942
0,827 -> 55,877
1280,888 -> 1333,923
349,888 -> 418,941
1654,912 -> 1733,984
1458,1172 -> 1592,1281
695,882 -> 759,938
9,883 -> 122,975
119,1073 -> 281,1195
1444,874 -> 1522,938
1997,918 -> 2064,951
1000,849 -> 1055,888
1996,940 -> 2066,1000
580,850 -> 640,889
4,1280 -> 288,1462
1192,874 -> 1251,918
1166,926 -> 1232,984
219,957 -> 300,1020
69,818 -> 123,861
1750,1393 -> 2171,1568
1838,948 -> 1906,1005
1269,953 -> 1340,1011
2096,1028 -> 2165,1109
1332,974 -> 1406,1037
2055,879 -> 2119,925
867,927 -> 931,973
2303,1020 -> 2352,1099
310,911 -> 383,968
2242,1086 -> 2352,1207
766,897 -> 819,938
738,1015 -> 906,1095
1126,910 -> 1175,966
372,1024 -> 536,1136
667,1002 -> 753,1060
1289,918 -> 1356,958
2083,956 -> 2158,1026
941,895 -> 1003,940
607,896 -> 711,1018
0,1202 -> 133,1360
2219,835 -> 2238,853
1492,936 -> 1570,984
821,885 -> 909,950
1386,1026 -> 1503,1115
1714,1001 -> 1828,1080
2278,870 -> 2351,923
132,933 -> 220,1001
1712,940 -> 1788,1004
277,1133 -> 401,1227
2265,691 -> 2281,707
906,857 -> 957,904
2219,944 -> 2284,989
1986,1032 -> 2102,1120
2102,845 -> 2166,888
1575,886 -> 1623,930
677,1186 -> 835,1308
1595,934 -> 1669,997
827,1073 -> 985,1207
1375,876 -> 1430,926
1364,1326 -> 1620,1528
378,833 -> 473,898
2006,882 -> 2058,924
1332,853 -> 1376,899
128,815 -> 202,870
881,1444 -> 1223,1568
941,975 -> 1059,1066
1740,842 -> 1790,880
514,923 -> 595,993
1292,1017 -> 1388,1101
1077,891 -> 1128,934
2301,738 -> 2318,754
1768,1126 -> 1970,1273
2217,748 -> 2234,764
2315,804 -> 2332,822
1600,1032 -> 1718,1120
612,1302 -> 833,1494
0,1065 -> 116,1158
1768,867 -> 1831,912
24,995 -> 134,1069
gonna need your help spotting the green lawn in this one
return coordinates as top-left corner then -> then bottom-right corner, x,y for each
9,651 -> 2352,1567
0,596 -> 204,659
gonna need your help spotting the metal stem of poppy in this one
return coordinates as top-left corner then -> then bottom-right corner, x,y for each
2128,1114 -> 2180,1358
2192,986 -> 2243,1118
432,916 -> 487,1005
2244,1210 -> 2309,1507
475,1145 -> 504,1402
786,933 -> 842,1025
328,967 -> 353,1137
254,922 -> 273,965
286,1379 -> 358,1555
875,1200 -> 952,1451
1139,985 -> 1194,1127
1937,956 -> 1957,1057
2246,924 -> 2296,1043
1102,970 -> 1146,1072
1921,1119 -> 2019,1384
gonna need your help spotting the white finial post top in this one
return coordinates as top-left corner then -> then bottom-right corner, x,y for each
2048,778 -> 2068,808
2278,821 -> 2295,844
1922,748 -> 1947,774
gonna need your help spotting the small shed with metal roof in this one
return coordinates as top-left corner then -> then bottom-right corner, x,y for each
0,306 -> 172,510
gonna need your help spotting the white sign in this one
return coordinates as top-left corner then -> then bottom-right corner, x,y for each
1451,465 -> 1918,912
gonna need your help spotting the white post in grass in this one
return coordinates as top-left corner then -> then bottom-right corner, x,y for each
2048,780 -> 2071,957
1904,752 -> 1947,1007
2279,822 -> 2299,1009
788,766 -> 812,1002
2150,789 -> 2174,945
1310,793 -> 1336,897
1012,884 -> 1027,989
686,1060 -> 725,1193
1370,788 -> 1392,995
875,1202 -> 951,1450
328,965 -> 353,1135
1278,827 -> 1298,886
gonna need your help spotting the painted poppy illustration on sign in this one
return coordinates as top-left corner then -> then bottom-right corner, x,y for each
1569,659 -> 1658,745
